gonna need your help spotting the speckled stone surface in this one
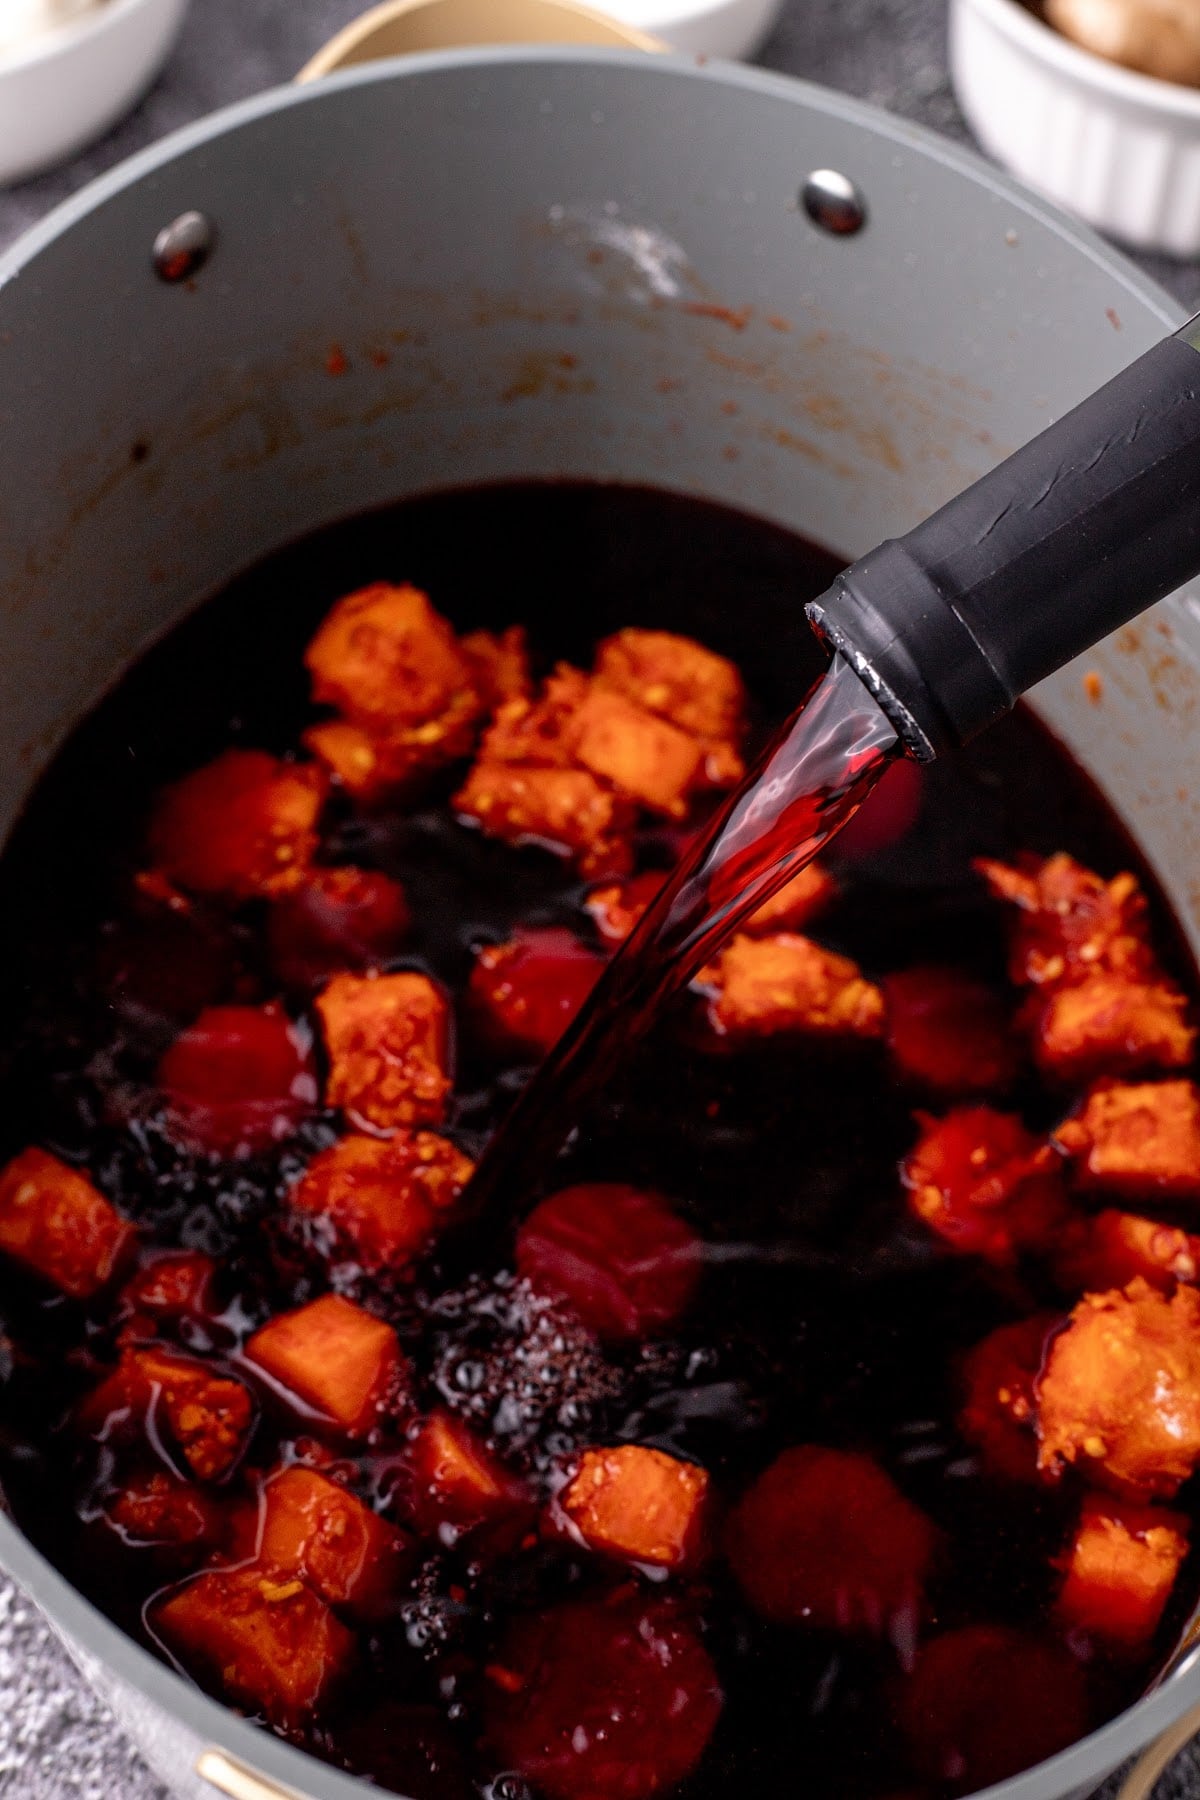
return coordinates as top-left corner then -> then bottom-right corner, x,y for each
1,1 -> 1199,1796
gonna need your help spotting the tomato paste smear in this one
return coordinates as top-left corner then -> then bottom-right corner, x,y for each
0,483 -> 1195,1800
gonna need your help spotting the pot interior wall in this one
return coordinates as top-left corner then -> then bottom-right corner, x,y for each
0,55 -> 1197,957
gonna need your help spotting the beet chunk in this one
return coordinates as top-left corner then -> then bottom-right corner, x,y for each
957,1315 -> 1060,1484
157,1004 -> 317,1157
898,1624 -> 1088,1791
268,865 -> 411,989
469,927 -> 604,1058
516,1184 -> 700,1341
883,967 -> 1019,1096
725,1446 -> 935,1637
485,1592 -> 722,1800
902,1107 -> 1067,1265
147,749 -> 326,900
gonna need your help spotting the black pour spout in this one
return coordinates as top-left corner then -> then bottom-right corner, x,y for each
807,314 -> 1200,760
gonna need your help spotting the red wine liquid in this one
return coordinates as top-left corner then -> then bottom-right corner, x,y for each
470,657 -> 897,1213
0,483 -> 1193,1800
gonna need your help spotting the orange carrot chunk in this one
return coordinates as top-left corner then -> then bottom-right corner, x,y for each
1058,1497 -> 1189,1648
699,932 -> 885,1041
516,1183 -> 700,1342
1031,975 -> 1195,1084
957,1315 -> 1060,1484
469,927 -> 604,1059
584,861 -> 835,949
902,1107 -> 1067,1264
594,626 -> 746,748
484,1592 -> 722,1800
316,971 -> 451,1131
257,1464 -> 412,1619
1054,1080 -> 1200,1201
584,872 -> 666,946
883,967 -> 1020,1096
1037,1278 -> 1200,1498
557,1443 -> 708,1570
976,852 -> 1154,990
79,1346 -> 254,1483
1052,1209 -> 1200,1296
151,1564 -> 355,1729
0,1148 -> 133,1299
460,625 -> 533,712
267,865 -> 411,989
408,1411 -> 525,1534
245,1293 -> 407,1438
157,1004 -> 317,1157
105,1469 -> 224,1551
305,583 -> 476,733
114,1248 -> 220,1352
147,749 -> 326,900
454,761 -> 635,878
725,1446 -> 934,1634
569,685 -> 707,819
286,1132 -> 473,1273
899,1624 -> 1088,1792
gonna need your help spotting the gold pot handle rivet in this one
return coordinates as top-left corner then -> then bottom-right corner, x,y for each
195,1749 -> 304,1800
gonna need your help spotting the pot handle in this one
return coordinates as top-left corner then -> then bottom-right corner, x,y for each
195,1749 -> 304,1800
1116,1700 -> 1200,1800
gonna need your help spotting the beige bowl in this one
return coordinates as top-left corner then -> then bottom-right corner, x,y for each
297,0 -> 663,79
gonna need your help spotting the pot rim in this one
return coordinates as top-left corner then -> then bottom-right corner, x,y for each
0,43 -> 1191,1800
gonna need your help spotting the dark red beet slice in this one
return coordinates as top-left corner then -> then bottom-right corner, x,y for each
834,756 -> 922,861
157,1004 -> 317,1156
469,927 -> 604,1058
98,907 -> 236,1032
898,1624 -> 1088,1792
725,1446 -> 935,1635
516,1183 -> 699,1341
485,1592 -> 722,1800
267,865 -> 411,989
884,966 -> 1020,1096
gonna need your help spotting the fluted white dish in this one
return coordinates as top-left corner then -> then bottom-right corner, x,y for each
950,0 -> 1200,255
598,0 -> 784,57
0,0 -> 189,185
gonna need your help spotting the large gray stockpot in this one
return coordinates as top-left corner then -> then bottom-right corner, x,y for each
2,43 -> 1200,1800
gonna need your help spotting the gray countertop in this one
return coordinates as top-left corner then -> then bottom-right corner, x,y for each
1,3 -> 1198,1796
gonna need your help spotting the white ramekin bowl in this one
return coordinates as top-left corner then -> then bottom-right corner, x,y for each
950,0 -> 1200,256
598,0 -> 784,58
0,0 -> 189,186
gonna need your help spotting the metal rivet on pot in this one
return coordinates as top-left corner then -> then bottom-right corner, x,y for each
801,170 -> 867,236
152,211 -> 215,282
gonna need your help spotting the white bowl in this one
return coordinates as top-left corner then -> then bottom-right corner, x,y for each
596,0 -> 784,58
950,0 -> 1200,255
0,0 -> 189,186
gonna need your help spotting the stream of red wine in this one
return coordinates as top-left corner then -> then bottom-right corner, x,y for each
468,653 -> 900,1213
